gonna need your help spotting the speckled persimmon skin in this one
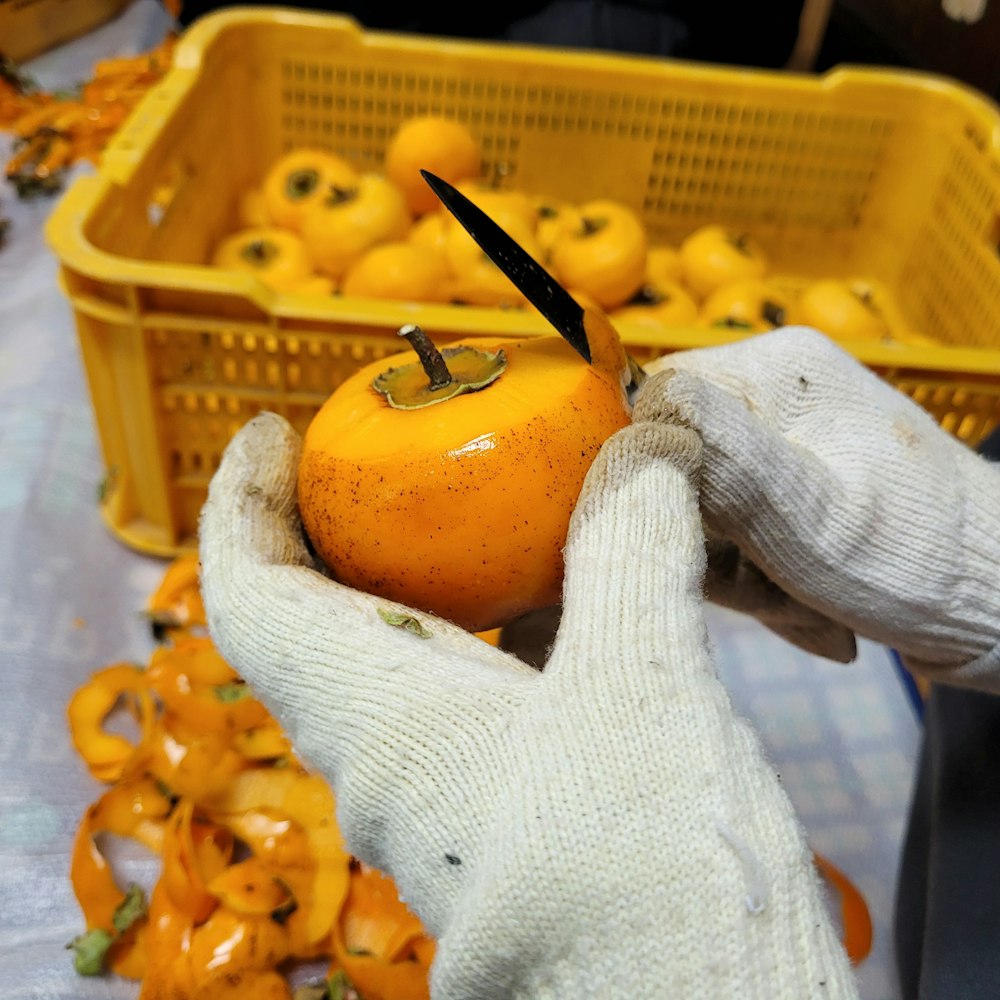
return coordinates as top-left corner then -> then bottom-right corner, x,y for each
297,335 -> 631,633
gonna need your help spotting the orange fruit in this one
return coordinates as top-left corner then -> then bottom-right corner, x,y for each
613,280 -> 699,328
385,116 -> 482,217
297,329 -> 632,633
340,241 -> 449,302
439,192 -> 543,307
533,197 -> 582,258
262,149 -> 359,233
795,279 -> 891,342
237,187 -> 271,228
408,211 -> 449,255
211,227 -> 314,292
300,174 -> 412,281
699,279 -> 794,333
288,275 -> 335,296
549,200 -> 648,310
453,181 -> 536,227
678,225 -> 768,300
645,244 -> 683,286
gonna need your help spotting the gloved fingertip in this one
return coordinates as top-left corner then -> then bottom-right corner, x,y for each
649,421 -> 703,479
633,423 -> 703,480
599,420 -> 703,481
631,368 -> 713,433
220,411 -> 301,473
241,409 -> 298,448
248,409 -> 293,432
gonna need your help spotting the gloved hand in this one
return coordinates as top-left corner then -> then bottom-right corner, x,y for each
641,326 -> 1000,691
199,410 -> 858,999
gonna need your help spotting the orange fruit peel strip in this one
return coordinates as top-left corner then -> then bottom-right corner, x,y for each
1,36 -> 177,198
813,850 -> 874,965
66,555 -> 435,994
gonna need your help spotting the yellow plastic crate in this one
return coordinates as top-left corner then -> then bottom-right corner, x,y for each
46,6 -> 1000,557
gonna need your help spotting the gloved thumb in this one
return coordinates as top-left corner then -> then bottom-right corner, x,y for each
546,420 -> 711,685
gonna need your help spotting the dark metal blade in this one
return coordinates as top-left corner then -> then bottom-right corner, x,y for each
421,170 -> 591,364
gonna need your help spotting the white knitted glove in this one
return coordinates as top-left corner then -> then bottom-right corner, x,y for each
642,326 -> 1000,691
199,411 -> 858,999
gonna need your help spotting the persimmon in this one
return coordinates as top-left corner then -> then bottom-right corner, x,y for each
237,187 -> 271,228
454,181 -> 537,228
645,244 -> 683,286
679,224 -> 768,300
261,149 -> 359,233
408,211 -> 449,256
297,323 -> 633,633
211,228 -> 315,293
699,278 -> 794,333
341,241 -> 449,303
533,197 -> 582,258
613,279 -> 699,328
549,200 -> 647,311
892,326 -> 939,347
795,278 -> 890,342
288,275 -> 335,296
384,115 -> 482,217
440,196 -> 543,308
300,173 -> 412,280
440,258 -> 539,308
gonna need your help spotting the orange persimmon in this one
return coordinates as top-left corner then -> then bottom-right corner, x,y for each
678,224 -> 768,300
548,200 -> 647,311
795,278 -> 891,343
237,187 -> 272,228
533,197 -> 582,259
439,191 -> 543,308
211,228 -> 316,293
384,115 -> 482,217
407,211 -> 449,256
613,279 -> 699,329
644,244 -> 683,286
699,278 -> 795,333
341,241 -> 449,303
300,174 -> 412,281
297,324 -> 632,633
261,149 -> 359,233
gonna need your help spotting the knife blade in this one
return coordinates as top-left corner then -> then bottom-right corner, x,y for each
420,169 -> 595,365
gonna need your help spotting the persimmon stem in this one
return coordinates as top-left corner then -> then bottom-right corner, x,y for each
579,216 -> 608,237
286,168 -> 319,199
326,184 -> 357,206
241,239 -> 276,264
398,324 -> 453,390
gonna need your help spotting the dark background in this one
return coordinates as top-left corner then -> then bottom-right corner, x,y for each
176,0 -> 1000,101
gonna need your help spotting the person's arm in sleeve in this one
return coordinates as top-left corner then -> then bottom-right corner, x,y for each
639,325 -> 1000,691
199,410 -> 858,998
